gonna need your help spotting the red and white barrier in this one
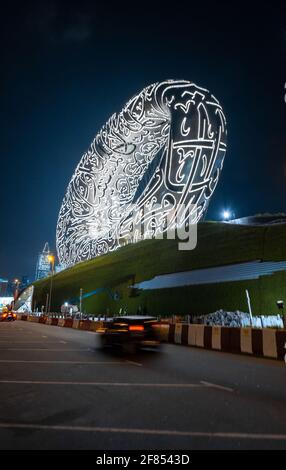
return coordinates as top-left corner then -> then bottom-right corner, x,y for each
168,323 -> 286,361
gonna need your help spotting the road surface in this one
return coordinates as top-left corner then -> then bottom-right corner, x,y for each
0,320 -> 285,450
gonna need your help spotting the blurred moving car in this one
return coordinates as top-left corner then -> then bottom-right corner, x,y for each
97,316 -> 161,353
0,309 -> 17,321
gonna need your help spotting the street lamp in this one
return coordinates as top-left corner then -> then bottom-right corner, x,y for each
222,209 -> 235,222
47,254 -> 55,316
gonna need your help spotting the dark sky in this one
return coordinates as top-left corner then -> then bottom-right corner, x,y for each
1,1 -> 285,279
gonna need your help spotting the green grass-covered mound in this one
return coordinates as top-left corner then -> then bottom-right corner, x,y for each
32,221 -> 286,316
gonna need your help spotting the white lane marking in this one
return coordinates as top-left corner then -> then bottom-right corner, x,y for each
200,381 -> 234,393
0,423 -> 285,441
0,360 -> 133,365
59,341 -> 67,344
0,349 -> 92,351
125,360 -> 142,367
0,380 -> 205,387
42,336 -> 48,338
0,341 -> 70,344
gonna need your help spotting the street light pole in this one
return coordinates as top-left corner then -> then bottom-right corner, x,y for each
79,288 -> 83,319
45,293 -> 49,316
47,255 -> 55,317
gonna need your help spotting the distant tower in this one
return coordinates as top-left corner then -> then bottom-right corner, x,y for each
35,242 -> 51,280
0,278 -> 8,296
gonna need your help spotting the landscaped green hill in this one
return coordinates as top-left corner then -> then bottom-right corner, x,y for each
32,221 -> 286,316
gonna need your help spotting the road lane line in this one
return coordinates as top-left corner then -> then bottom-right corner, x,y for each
200,381 -> 234,393
125,360 -> 142,367
0,380 -> 205,387
0,348 -> 92,351
0,422 -> 285,441
0,341 -> 72,344
0,360 -> 131,365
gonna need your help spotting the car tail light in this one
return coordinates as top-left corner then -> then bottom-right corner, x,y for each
129,325 -> 144,332
2,313 -> 8,318
12,313 -> 16,318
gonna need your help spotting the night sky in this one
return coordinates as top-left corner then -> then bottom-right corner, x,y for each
1,1 -> 285,279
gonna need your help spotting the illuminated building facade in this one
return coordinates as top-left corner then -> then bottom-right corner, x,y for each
57,80 -> 227,267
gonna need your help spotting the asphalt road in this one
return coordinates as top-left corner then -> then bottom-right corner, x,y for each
0,320 -> 285,450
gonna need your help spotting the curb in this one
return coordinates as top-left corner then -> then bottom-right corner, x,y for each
18,314 -> 104,334
17,315 -> 286,361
